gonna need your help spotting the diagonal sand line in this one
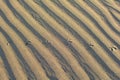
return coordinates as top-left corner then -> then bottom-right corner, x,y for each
0,32 -> 28,80
0,17 -> 49,80
0,0 -> 120,80
9,0 -> 91,80
90,0 -> 120,32
0,56 -> 9,80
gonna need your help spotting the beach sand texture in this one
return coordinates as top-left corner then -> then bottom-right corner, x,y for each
0,0 -> 120,80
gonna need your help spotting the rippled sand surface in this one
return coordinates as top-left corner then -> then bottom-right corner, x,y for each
0,0 -> 120,80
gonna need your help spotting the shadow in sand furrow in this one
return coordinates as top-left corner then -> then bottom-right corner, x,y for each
0,2 -> 79,79
42,43 -> 80,80
53,0 -> 120,49
8,0 -> 95,78
103,15 -> 120,35
1,0 -> 119,80
0,10 -> 26,42
100,0 -> 120,13
82,63 -> 101,80
1,11 -> 43,80
21,1 -> 100,79
0,46 -> 15,80
44,22 -> 120,80
109,10 -> 120,24
21,0 -> 120,79
32,1 -> 120,77
77,18 -> 120,65
49,0 -> 120,63
26,45 -> 58,80
2,0 -> 44,42
86,0 -> 120,35
69,0 -> 120,39
0,12 -> 37,80
7,1 -> 80,79
40,36 -> 80,80
38,0 -> 120,66
75,0 -> 103,16
68,1 -> 120,49
57,24 -> 120,80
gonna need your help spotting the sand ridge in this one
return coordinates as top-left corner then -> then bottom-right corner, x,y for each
0,0 -> 120,80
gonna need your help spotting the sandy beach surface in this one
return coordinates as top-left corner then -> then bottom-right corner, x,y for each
0,0 -> 120,80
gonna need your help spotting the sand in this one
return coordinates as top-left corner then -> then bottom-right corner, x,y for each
0,0 -> 120,80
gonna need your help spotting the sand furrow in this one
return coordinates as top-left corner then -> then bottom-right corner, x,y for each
101,0 -> 120,13
90,0 -> 120,32
0,1 -> 70,80
8,0 -> 90,80
10,0 -> 91,80
74,0 -> 120,44
58,0 -> 120,61
0,32 -> 27,80
0,0 -> 120,80
0,57 -> 9,80
40,0 -> 120,75
0,15 -> 49,80
22,0 -> 117,79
